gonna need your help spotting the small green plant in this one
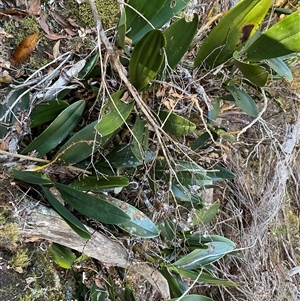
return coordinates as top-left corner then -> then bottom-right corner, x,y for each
1,0 -> 299,300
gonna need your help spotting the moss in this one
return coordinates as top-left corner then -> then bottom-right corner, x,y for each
66,0 -> 120,29
9,248 -> 29,268
0,220 -> 19,251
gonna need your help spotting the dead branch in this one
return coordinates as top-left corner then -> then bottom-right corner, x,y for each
20,201 -> 170,299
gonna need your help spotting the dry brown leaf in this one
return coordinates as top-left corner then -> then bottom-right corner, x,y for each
67,18 -> 80,28
11,32 -> 39,66
52,40 -> 60,59
38,12 -> 49,34
28,0 -> 40,15
45,32 -> 66,40
64,27 -> 76,36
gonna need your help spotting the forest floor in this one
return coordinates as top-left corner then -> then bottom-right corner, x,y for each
0,1 -> 300,301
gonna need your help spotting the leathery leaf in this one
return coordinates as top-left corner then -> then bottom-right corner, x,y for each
55,183 -> 130,225
23,100 -> 85,157
195,0 -> 272,68
129,29 -> 166,91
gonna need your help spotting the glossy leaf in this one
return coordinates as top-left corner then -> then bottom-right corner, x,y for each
199,235 -> 236,248
167,295 -> 214,301
95,90 -> 135,136
155,160 -> 212,187
190,131 -> 219,151
195,0 -> 272,68
42,186 -> 91,239
125,0 -> 166,44
129,30 -> 166,91
49,243 -> 76,269
71,176 -> 129,191
226,84 -> 259,117
30,101 -> 69,128
105,144 -> 156,168
193,200 -> 220,226
157,218 -> 176,241
13,170 -> 52,185
131,115 -> 148,161
56,121 -> 116,164
78,53 -> 99,80
158,110 -> 196,136
169,268 -> 237,287
107,196 -> 159,238
267,57 -> 293,80
207,165 -> 236,181
233,53 -> 268,87
117,11 -> 126,49
91,283 -> 106,301
246,11 -> 300,61
126,0 -> 191,44
171,184 -> 191,202
160,267 -> 182,298
164,14 -> 198,69
173,241 -> 235,269
23,100 -> 85,157
54,183 -> 130,225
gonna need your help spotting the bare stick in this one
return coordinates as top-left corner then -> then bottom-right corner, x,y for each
21,201 -> 170,299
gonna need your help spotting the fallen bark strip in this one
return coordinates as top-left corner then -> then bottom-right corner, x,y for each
21,202 -> 170,299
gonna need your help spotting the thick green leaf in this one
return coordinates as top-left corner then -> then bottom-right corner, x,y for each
164,14 -> 198,69
91,283 -> 106,301
193,200 -> 220,226
158,110 -> 196,135
157,218 -> 176,241
54,183 -> 130,224
131,115 -> 148,161
23,100 -> 85,157
195,0 -> 272,68
200,235 -> 236,248
13,170 -> 52,185
125,0 -> 167,44
170,269 -> 237,287
155,160 -> 212,187
105,144 -> 156,168
108,196 -> 159,238
30,101 -> 69,128
56,121 -> 116,164
167,295 -> 214,301
78,53 -> 99,80
207,164 -> 236,181
117,11 -> 126,49
171,184 -> 191,202
233,53 -> 268,87
71,176 -> 129,191
267,57 -> 293,80
226,84 -> 259,117
183,233 -> 236,249
95,90 -> 135,136
129,30 -> 166,91
190,131 -> 219,151
173,241 -> 235,269
246,11 -> 300,61
42,187 -> 91,239
160,267 -> 182,298
126,0 -> 190,44
49,243 -> 76,269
